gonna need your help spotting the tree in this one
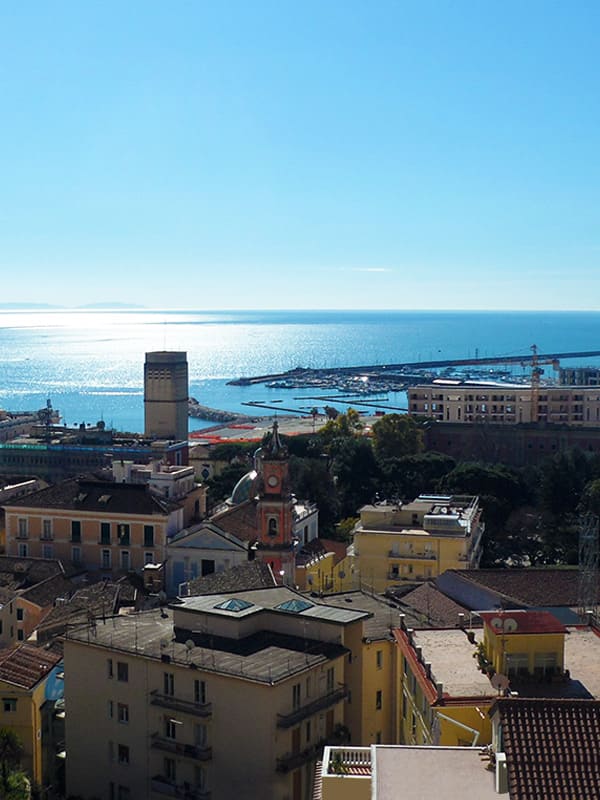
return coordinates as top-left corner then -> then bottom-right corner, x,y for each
331,437 -> 380,518
371,414 -> 423,462
289,456 -> 339,535
379,452 -> 455,501
0,729 -> 25,800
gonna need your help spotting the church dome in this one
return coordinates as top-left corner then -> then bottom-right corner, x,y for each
229,469 -> 258,505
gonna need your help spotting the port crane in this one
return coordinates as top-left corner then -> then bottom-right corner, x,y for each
524,345 -> 560,422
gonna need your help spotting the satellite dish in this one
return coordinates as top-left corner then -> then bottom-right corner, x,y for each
160,639 -> 168,649
185,639 -> 194,651
504,618 -> 518,632
490,673 -> 510,692
158,591 -> 167,604
491,617 -> 503,630
339,571 -> 346,579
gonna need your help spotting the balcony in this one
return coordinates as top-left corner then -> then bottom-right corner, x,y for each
150,691 -> 212,718
151,776 -> 210,799
151,733 -> 212,761
276,741 -> 324,773
388,550 -> 436,560
276,686 -> 348,729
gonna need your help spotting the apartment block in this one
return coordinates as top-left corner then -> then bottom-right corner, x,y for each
353,495 -> 484,593
64,586 -> 370,800
3,472 -> 205,575
409,382 -> 600,426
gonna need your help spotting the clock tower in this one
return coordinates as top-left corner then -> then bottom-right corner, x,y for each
256,420 -> 296,581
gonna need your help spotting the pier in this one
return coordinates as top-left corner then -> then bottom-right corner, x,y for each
227,349 -> 600,387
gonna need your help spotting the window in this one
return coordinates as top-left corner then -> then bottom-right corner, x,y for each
164,757 -> 176,782
268,518 -> 278,537
326,668 -> 334,693
42,544 -> 53,559
17,630 -> 23,641
375,731 -> 382,744
305,677 -> 311,698
194,680 -> 206,705
3,698 -> 16,713
16,608 -> 23,621
194,723 -> 207,747
118,703 -> 129,724
117,524 -> 130,546
42,519 -> 53,540
376,650 -> 383,669
72,546 -> 82,564
143,525 -> 154,547
102,549 -> 111,570
108,700 -> 114,719
101,522 -> 111,545
17,518 -> 28,539
375,690 -> 382,710
144,552 -> 154,566
292,683 -> 301,709
118,744 -> 129,765
117,662 -> 128,682
164,672 -> 174,696
194,766 -> 206,790
71,520 -> 81,542
18,544 -> 28,558
165,718 -> 177,740
306,721 -> 311,743
120,550 -> 130,571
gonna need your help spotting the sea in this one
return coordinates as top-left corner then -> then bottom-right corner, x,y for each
1,309 -> 600,434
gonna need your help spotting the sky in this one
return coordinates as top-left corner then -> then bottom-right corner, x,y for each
1,1 -> 600,310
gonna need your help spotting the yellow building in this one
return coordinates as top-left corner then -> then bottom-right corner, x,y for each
353,495 -> 484,593
0,643 -> 64,789
319,591 -> 420,749
65,586 -> 371,800
393,609 -> 600,749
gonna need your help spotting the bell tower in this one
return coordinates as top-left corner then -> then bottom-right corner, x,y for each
256,420 -> 296,581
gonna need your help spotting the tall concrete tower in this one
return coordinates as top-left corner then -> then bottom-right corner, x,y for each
144,351 -> 189,442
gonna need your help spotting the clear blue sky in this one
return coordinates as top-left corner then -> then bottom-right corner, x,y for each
1,1 -> 599,310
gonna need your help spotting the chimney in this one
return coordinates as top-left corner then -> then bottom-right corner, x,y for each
436,682 -> 444,700
458,612 -> 465,627
425,662 -> 432,680
495,752 -> 508,793
415,646 -> 422,663
399,613 -> 406,631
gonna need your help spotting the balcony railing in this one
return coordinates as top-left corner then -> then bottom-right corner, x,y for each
277,686 -> 348,729
151,776 -> 210,799
151,733 -> 212,761
150,691 -> 212,718
388,550 -> 436,560
276,740 -> 324,773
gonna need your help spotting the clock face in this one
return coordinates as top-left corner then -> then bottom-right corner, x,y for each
267,475 -> 279,487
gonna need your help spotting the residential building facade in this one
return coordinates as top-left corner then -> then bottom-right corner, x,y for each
64,587 -> 370,800
353,495 -> 484,593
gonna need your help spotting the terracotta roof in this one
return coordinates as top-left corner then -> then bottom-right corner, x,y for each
0,643 -> 61,689
20,573 -> 78,608
182,561 -> 277,596
3,478 -> 174,516
211,500 -> 258,541
492,698 -> 600,800
35,579 -> 123,642
396,582 -> 475,628
480,610 -> 566,635
443,568 -> 599,607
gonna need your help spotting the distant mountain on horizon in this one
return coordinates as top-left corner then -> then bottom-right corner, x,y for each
0,301 -> 146,310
